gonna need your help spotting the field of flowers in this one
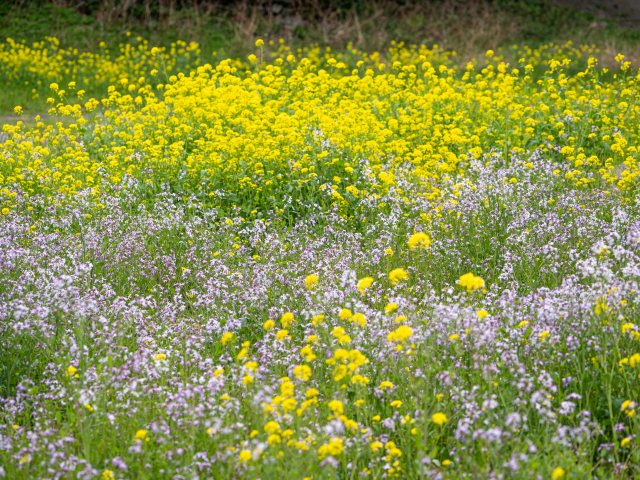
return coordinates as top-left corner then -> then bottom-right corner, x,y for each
1,34 -> 640,479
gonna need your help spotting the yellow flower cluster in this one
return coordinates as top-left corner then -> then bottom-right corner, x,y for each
0,37 -> 204,104
3,38 -> 640,218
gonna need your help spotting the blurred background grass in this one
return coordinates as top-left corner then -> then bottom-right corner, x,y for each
2,0 -> 640,116
3,0 -> 640,58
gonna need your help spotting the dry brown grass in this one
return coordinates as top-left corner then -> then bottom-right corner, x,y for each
25,0 -> 640,63
225,0 -> 523,60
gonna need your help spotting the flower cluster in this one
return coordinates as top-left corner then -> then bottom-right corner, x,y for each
0,36 -> 639,479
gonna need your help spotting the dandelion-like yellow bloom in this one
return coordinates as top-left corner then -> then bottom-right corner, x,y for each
281,312 -> 294,327
458,273 -> 485,292
276,329 -> 289,341
263,320 -> 275,331
432,412 -> 448,425
387,325 -> 413,344
389,268 -> 409,285
408,232 -> 430,251
357,277 -> 374,294
305,274 -> 319,290
384,303 -> 398,314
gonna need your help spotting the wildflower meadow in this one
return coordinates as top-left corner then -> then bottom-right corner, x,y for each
1,30 -> 640,480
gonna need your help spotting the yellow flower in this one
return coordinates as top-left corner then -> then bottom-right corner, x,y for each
264,421 -> 280,434
387,325 -> 413,343
449,334 -> 459,341
389,268 -> 408,285
477,309 -> 489,318
84,404 -> 94,412
390,400 -> 403,408
328,399 -> 344,414
102,470 -> 115,480
66,366 -> 78,376
339,308 -> 353,320
255,39 -> 264,47
220,332 -> 233,345
14,106 -> 22,115
458,273 -> 485,292
551,467 -> 565,479
432,412 -> 448,425
332,326 -> 346,338
263,320 -> 275,331
318,437 -> 344,459
384,248 -> 394,256
293,364 -> 312,381
276,329 -> 290,341
357,277 -> 374,294
135,429 -> 147,440
312,314 -> 325,325
238,449 -> 252,463
154,353 -> 167,361
352,313 -> 367,327
408,232 -> 430,251
384,303 -> 398,314
442,460 -> 451,466
621,437 -> 631,447
305,274 -> 319,290
281,312 -> 294,327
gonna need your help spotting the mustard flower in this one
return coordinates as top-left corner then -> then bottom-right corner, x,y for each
238,450 -> 252,463
305,274 -> 319,290
281,312 -> 294,327
263,320 -> 275,331
276,329 -> 289,341
458,273 -> 485,292
357,276 -> 374,294
432,412 -> 448,425
408,232 -> 430,251
389,268 -> 408,285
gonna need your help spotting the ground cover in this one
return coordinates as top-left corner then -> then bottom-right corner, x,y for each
1,7 -> 640,479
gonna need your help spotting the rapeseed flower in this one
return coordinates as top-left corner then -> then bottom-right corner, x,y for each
408,232 -> 430,251
458,273 -> 485,292
357,277 -> 374,294
432,413 -> 448,425
305,274 -> 319,290
389,268 -> 409,285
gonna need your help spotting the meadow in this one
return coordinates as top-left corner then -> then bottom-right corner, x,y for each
1,15 -> 640,480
